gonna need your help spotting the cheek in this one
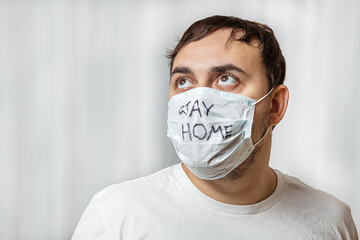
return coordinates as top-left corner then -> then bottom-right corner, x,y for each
168,82 -> 178,98
169,90 -> 176,99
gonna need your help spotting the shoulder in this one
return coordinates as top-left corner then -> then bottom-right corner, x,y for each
277,171 -> 358,239
281,172 -> 347,211
94,165 -> 176,202
72,164 -> 182,239
94,164 -> 180,209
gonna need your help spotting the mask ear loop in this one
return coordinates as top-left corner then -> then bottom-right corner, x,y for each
253,127 -> 270,148
252,87 -> 274,106
252,87 -> 274,147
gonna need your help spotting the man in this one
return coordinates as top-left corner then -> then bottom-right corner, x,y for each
72,15 -> 358,239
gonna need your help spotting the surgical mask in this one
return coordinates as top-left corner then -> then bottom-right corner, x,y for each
167,87 -> 272,180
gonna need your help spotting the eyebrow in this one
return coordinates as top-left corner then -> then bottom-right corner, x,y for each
211,64 -> 246,75
171,64 -> 247,78
171,66 -> 194,77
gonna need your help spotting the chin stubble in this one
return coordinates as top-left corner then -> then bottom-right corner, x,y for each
221,147 -> 260,181
221,109 -> 270,182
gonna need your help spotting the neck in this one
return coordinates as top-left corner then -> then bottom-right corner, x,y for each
182,135 -> 277,205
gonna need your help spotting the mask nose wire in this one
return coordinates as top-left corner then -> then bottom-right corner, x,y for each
252,87 -> 274,106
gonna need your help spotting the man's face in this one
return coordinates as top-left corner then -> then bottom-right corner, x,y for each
169,28 -> 271,144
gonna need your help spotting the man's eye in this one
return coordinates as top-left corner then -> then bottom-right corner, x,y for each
218,75 -> 237,85
177,78 -> 193,88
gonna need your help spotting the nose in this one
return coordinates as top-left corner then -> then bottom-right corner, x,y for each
196,76 -> 212,88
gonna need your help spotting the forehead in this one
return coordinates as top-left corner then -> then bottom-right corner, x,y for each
173,28 -> 264,73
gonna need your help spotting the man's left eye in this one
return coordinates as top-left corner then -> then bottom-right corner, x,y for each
217,75 -> 237,85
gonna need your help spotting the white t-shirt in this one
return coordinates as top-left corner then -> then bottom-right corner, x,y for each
72,164 -> 358,239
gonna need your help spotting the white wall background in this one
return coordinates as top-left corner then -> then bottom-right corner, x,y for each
0,0 -> 359,239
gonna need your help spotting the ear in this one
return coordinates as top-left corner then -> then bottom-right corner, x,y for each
269,85 -> 289,127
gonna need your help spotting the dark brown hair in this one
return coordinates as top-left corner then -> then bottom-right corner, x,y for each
167,15 -> 286,88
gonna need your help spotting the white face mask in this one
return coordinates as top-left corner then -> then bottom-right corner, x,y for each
167,87 -> 272,180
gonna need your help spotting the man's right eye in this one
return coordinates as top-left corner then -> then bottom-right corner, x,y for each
177,78 -> 193,89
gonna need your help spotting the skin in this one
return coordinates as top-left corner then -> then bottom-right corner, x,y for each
169,28 -> 289,205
